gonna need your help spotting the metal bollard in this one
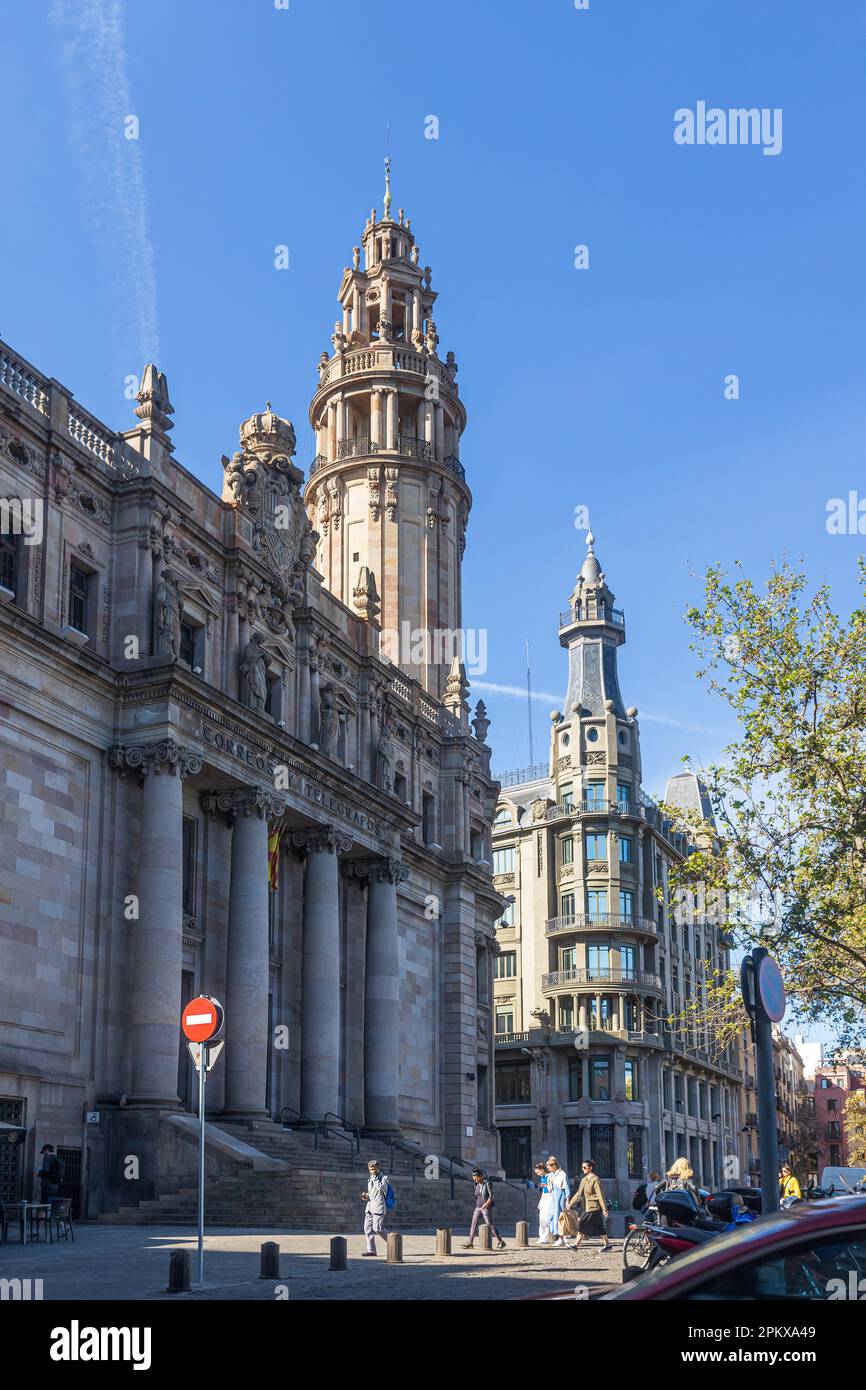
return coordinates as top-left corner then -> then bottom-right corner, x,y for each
515,1221 -> 528,1247
436,1227 -> 452,1256
329,1235 -> 347,1270
478,1223 -> 492,1250
166,1248 -> 190,1293
386,1232 -> 403,1263
259,1241 -> 280,1279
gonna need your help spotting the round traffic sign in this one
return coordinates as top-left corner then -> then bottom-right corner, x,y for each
757,955 -> 786,1023
182,995 -> 224,1043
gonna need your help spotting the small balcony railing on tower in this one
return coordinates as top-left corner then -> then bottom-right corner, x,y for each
397,434 -> 433,461
545,913 -> 657,936
546,799 -> 644,821
559,604 -> 625,629
337,435 -> 376,459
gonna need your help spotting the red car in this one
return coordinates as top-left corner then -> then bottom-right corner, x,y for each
532,1195 -> 866,1300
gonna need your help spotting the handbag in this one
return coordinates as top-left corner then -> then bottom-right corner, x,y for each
558,1207 -> 579,1237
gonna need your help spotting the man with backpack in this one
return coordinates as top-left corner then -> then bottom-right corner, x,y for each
462,1169 -> 506,1250
36,1144 -> 64,1203
360,1159 -> 394,1256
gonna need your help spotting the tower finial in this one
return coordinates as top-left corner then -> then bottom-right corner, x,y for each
383,154 -> 392,221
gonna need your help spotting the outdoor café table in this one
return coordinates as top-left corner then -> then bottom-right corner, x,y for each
17,1201 -> 51,1244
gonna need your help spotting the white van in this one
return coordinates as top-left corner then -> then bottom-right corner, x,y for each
819,1166 -> 866,1194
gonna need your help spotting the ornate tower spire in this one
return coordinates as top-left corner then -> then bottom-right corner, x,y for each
304,169 -> 471,699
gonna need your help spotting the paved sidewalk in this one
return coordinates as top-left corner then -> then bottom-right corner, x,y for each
0,1224 -> 622,1301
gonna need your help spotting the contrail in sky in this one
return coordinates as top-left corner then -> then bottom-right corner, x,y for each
473,680 -> 720,737
50,0 -> 160,376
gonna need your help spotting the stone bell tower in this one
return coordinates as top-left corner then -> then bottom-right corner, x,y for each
304,159 -> 472,699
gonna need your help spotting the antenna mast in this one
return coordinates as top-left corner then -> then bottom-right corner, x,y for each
526,639 -> 534,764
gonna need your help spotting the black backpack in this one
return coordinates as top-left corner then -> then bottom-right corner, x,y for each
632,1182 -> 648,1210
49,1155 -> 65,1185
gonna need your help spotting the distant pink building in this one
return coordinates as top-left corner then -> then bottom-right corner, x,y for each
814,1060 -> 865,1173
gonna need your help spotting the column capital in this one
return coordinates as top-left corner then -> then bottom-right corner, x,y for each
345,855 -> 408,884
201,786 -> 286,825
291,824 -> 353,856
108,739 -> 203,785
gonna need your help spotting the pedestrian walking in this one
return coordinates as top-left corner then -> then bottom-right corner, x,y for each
657,1156 -> 701,1203
531,1162 -> 553,1244
545,1155 -> 570,1246
360,1159 -> 392,1257
463,1169 -> 506,1250
569,1159 -> 611,1252
35,1144 -> 64,1204
779,1164 -> 802,1201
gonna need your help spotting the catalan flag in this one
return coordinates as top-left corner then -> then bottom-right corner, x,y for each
268,825 -> 283,891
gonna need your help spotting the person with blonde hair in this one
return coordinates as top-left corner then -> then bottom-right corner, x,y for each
545,1155 -> 570,1246
656,1156 -> 700,1208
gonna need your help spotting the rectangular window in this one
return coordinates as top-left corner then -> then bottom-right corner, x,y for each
619,836 -> 632,864
619,889 -> 635,922
181,817 -> 196,916
494,951 -> 516,979
585,832 -> 607,861
495,1062 -> 531,1105
560,785 -> 574,811
591,1123 -> 614,1177
422,793 -> 436,846
561,836 -> 574,865
624,1059 -> 638,1101
568,1058 -> 583,1102
674,1073 -> 683,1107
590,1059 -> 611,1101
585,781 -> 605,806
623,996 -> 638,1030
627,1125 -> 644,1178
589,996 -> 611,1030
69,563 -> 90,634
620,945 -> 636,980
827,1098 -> 837,1111
586,889 -> 608,921
588,943 -> 610,977
560,892 -> 575,918
558,997 -> 574,1031
0,534 -> 18,596
617,781 -> 630,807
179,620 -> 198,668
687,1077 -> 697,1116
495,1006 -> 514,1035
560,945 -> 576,972
662,1069 -> 671,1108
492,846 -> 515,875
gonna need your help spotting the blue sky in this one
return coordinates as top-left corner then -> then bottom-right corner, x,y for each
4,0 -> 866,845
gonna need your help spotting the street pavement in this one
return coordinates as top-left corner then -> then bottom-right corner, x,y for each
0,1224 -> 622,1301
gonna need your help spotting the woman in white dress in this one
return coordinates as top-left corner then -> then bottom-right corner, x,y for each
533,1163 -> 552,1244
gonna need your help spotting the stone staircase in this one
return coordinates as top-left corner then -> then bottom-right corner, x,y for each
98,1118 -> 530,1231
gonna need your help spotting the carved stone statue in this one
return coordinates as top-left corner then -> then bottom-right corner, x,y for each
377,722 -> 395,794
318,685 -> 341,758
239,631 -> 268,712
152,568 -> 181,660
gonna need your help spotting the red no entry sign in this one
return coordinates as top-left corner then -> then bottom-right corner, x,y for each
182,995 -> 224,1043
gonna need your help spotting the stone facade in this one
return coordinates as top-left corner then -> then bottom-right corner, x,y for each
491,535 -> 742,1206
0,188 -> 501,1216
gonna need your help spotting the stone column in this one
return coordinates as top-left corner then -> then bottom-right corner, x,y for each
108,741 -> 202,1105
359,693 -> 371,782
203,788 -> 284,1117
295,827 -> 353,1118
371,389 -> 382,449
359,857 -> 407,1131
309,636 -> 321,746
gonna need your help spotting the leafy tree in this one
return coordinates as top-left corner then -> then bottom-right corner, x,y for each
662,559 -> 866,1045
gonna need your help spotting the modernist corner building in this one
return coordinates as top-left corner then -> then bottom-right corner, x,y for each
0,172 -> 504,1217
492,536 -> 743,1203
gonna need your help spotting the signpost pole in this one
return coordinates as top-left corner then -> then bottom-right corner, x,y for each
198,1051 -> 205,1284
742,946 -> 784,1216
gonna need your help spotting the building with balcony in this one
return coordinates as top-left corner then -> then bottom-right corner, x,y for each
814,1057 -> 866,1175
0,169 -> 502,1217
491,535 -> 741,1202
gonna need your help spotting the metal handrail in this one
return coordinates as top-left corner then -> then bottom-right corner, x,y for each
443,1156 -> 528,1221
279,1107 -> 320,1150
323,1111 -> 361,1154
